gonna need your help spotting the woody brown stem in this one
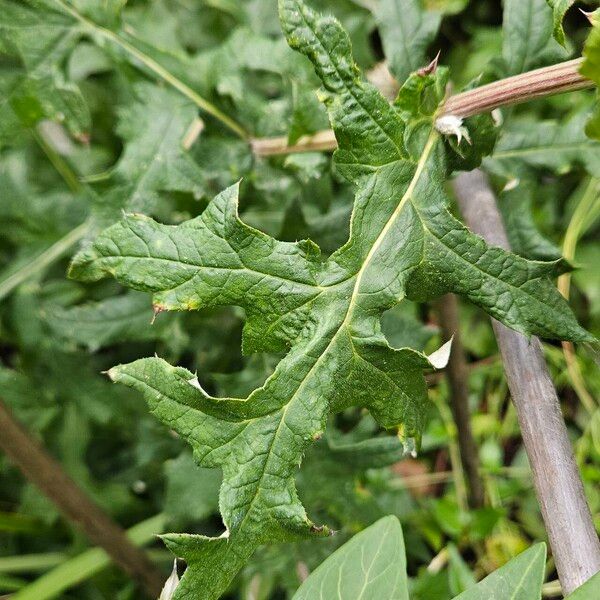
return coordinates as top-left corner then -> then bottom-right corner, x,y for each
251,58 -> 592,156
436,294 -> 485,509
0,398 -> 164,598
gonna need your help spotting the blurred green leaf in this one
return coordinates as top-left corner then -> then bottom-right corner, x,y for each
502,0 -> 566,75
375,0 -> 441,84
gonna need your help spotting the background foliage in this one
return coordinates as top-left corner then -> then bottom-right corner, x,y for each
0,0 -> 599,599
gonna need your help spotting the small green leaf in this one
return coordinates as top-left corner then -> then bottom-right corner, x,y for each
0,0 -> 90,141
447,544 -> 476,596
452,543 -> 546,600
489,110 -> 600,177
497,179 -> 563,262
292,516 -> 409,600
375,0 -> 441,85
546,0 -> 575,46
164,452 -> 221,528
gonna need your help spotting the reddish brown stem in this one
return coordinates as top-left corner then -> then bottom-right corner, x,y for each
436,294 -> 485,509
251,58 -> 592,157
0,398 -> 164,598
444,58 -> 590,117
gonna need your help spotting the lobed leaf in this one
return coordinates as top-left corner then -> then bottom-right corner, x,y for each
69,1 -> 594,596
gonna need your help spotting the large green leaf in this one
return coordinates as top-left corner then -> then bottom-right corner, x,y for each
69,1 -> 592,597
292,516 -> 409,600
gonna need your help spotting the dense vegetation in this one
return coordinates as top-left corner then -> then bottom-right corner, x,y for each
1,1 -> 599,599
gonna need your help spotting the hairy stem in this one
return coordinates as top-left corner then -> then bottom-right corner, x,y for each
251,58 -> 592,156
0,399 -> 164,598
452,169 -> 600,594
436,295 -> 486,509
444,58 -> 590,117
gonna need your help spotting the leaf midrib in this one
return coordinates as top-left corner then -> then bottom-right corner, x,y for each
231,128 -> 439,537
493,142 -> 593,159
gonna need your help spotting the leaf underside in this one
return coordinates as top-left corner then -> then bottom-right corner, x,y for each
69,0 -> 592,597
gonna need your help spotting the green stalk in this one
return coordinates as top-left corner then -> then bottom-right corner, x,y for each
12,514 -> 166,600
52,0 -> 248,140
432,391 -> 468,511
0,222 -> 88,302
558,178 -> 600,415
0,573 -> 28,592
559,178 -> 600,299
0,553 -> 67,574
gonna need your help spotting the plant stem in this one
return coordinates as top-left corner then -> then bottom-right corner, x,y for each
433,391 -> 469,511
452,169 -> 600,595
31,128 -> 82,194
0,399 -> 164,598
0,554 -> 67,574
0,222 -> 88,302
12,514 -> 166,600
558,178 -> 600,415
436,295 -> 485,508
251,58 -> 593,156
444,58 -> 590,117
52,0 -> 248,140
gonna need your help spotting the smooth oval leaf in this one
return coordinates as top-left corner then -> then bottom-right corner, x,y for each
293,516 -> 408,600
452,543 -> 546,600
